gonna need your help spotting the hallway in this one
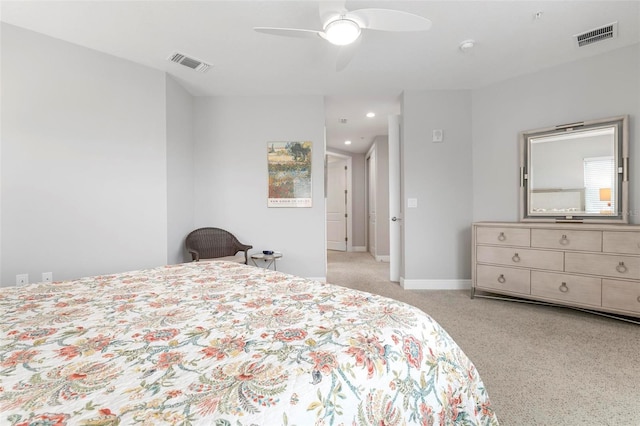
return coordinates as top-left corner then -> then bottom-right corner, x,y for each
326,250 -> 401,296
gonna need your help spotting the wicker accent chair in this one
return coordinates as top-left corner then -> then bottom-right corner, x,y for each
185,228 -> 252,264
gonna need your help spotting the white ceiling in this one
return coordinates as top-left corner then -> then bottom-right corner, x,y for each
2,1 -> 639,154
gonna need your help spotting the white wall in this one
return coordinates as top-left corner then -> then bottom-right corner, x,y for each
193,96 -> 326,279
0,23 -> 168,286
401,90 -> 473,287
166,76 -> 195,264
473,43 -> 640,222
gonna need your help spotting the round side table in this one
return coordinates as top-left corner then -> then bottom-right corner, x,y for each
250,252 -> 282,270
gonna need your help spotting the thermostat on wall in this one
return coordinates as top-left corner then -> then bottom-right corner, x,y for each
432,129 -> 444,142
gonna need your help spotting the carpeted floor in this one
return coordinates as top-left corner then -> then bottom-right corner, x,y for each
326,250 -> 640,426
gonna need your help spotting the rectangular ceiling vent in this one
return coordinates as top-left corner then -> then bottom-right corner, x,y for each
168,52 -> 211,73
574,22 -> 618,48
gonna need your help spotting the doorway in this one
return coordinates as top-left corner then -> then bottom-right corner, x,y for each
326,152 -> 352,252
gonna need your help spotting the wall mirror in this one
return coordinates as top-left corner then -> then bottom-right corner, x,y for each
520,115 -> 629,223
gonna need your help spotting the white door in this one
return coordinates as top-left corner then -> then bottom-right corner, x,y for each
367,151 -> 377,257
326,156 -> 347,251
388,114 -> 402,282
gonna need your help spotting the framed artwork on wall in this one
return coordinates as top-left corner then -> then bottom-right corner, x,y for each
267,141 -> 312,207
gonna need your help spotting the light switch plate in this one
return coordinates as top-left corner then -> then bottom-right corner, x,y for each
408,198 -> 418,208
432,129 -> 444,143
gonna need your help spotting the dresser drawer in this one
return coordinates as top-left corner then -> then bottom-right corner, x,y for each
476,264 -> 530,295
476,246 -> 563,270
531,229 -> 602,252
476,226 -> 530,247
565,253 -> 640,280
531,271 -> 601,306
602,279 -> 640,314
603,231 -> 640,255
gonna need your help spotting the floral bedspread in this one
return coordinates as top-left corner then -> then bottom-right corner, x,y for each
0,261 -> 498,425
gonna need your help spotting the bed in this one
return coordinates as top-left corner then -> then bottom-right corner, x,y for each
0,261 -> 498,425
530,188 -> 585,213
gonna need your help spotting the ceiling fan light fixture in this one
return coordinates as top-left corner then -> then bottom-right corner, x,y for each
324,18 -> 361,46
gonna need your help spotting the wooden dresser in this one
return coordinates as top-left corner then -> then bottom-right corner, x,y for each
472,222 -> 640,319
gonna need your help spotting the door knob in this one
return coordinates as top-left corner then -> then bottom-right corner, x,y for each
391,217 -> 402,221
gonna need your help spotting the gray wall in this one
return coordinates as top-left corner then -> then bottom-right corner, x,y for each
166,76 -> 195,264
1,25 -> 327,284
193,96 -> 326,279
402,90 -> 473,281
351,152 -> 366,249
473,43 -> 640,223
370,136 -> 390,257
530,135 -> 612,189
2,24 -> 637,287
1,23 -> 168,286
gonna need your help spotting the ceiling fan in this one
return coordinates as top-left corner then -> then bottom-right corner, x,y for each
253,1 -> 432,71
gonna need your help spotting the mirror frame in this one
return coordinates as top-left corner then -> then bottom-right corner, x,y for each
519,115 -> 629,223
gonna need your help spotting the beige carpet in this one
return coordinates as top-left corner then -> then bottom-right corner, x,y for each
326,250 -> 640,426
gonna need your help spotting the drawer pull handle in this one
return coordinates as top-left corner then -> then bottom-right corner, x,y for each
559,235 -> 569,245
497,232 -> 506,242
497,274 -> 506,284
512,253 -> 520,263
637,296 -> 640,304
616,262 -> 628,273
559,282 -> 569,293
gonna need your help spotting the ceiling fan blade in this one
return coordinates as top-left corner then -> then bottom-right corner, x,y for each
253,27 -> 323,39
319,0 -> 347,23
336,36 -> 362,72
348,8 -> 432,32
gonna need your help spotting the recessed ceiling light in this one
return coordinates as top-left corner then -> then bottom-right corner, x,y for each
459,39 -> 475,52
366,112 -> 375,118
344,140 -> 352,145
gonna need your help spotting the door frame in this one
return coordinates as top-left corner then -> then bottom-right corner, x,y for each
326,151 -> 353,252
389,114 -> 402,282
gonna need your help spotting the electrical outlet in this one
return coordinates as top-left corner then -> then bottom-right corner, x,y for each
16,274 -> 29,287
42,272 -> 53,283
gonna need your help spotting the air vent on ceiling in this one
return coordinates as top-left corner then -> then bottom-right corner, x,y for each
574,22 -> 618,47
168,52 -> 211,72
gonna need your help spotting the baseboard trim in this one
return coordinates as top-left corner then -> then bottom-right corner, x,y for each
376,255 -> 390,262
400,278 -> 471,290
352,246 -> 367,252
